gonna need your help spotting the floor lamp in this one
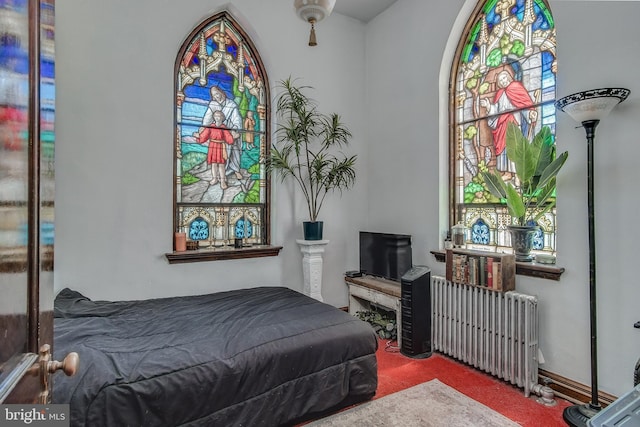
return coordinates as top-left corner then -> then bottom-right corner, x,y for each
555,87 -> 630,427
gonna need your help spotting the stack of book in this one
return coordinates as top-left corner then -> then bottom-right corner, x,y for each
445,249 -> 515,292
451,253 -> 503,290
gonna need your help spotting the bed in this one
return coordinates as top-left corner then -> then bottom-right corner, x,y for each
52,286 -> 378,426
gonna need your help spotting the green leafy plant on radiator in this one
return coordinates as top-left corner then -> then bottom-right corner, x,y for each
356,310 -> 397,341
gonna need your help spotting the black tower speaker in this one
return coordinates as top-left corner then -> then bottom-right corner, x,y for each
400,265 -> 432,358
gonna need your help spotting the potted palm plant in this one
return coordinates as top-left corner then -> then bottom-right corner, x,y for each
481,122 -> 568,261
269,77 -> 357,240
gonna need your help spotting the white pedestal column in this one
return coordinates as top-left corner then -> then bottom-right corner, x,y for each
296,239 -> 329,302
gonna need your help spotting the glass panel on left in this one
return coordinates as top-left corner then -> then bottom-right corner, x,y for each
0,0 -> 30,370
0,0 -> 55,375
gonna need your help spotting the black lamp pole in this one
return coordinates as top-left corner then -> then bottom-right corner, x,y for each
562,119 -> 602,426
584,120 -> 600,413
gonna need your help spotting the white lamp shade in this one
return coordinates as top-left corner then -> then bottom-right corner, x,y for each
294,0 -> 336,23
555,88 -> 630,123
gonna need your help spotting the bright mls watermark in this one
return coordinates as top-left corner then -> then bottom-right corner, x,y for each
0,405 -> 69,426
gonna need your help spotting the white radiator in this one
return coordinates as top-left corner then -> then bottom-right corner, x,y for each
431,275 -> 539,397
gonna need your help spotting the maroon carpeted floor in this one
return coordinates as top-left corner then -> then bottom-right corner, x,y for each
374,339 -> 572,426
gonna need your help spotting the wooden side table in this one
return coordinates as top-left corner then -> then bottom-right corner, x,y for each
345,275 -> 402,347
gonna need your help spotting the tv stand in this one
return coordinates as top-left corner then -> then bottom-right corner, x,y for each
345,275 -> 402,347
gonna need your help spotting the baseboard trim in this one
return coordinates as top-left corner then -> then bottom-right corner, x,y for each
539,369 -> 617,407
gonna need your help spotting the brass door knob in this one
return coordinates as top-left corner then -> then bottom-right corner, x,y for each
47,352 -> 79,377
33,344 -> 80,404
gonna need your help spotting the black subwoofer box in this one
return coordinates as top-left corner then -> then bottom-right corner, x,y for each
400,265 -> 432,358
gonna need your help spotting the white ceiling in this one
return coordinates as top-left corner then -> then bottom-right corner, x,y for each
332,0 -> 398,23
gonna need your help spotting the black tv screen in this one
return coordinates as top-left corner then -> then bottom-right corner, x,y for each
359,231 -> 412,281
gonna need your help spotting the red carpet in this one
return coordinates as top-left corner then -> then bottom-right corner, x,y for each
375,339 -> 571,426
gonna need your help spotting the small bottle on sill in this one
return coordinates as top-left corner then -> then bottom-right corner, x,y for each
444,231 -> 453,250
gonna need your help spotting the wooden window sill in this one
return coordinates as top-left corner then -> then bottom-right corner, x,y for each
430,250 -> 564,281
166,245 -> 282,264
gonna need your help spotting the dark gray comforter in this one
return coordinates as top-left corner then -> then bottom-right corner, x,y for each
52,287 -> 378,427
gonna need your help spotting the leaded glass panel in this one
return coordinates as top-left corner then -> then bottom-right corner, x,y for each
453,0 -> 558,254
177,205 -> 263,248
460,205 -> 556,257
175,13 -> 269,249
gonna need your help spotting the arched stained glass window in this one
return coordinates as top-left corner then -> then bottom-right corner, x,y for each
174,12 -> 270,251
451,0 -> 558,255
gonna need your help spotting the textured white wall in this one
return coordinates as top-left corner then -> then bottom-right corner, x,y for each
548,0 -> 640,399
54,0 -> 368,304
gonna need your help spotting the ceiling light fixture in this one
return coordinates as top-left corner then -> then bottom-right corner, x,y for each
294,0 -> 336,46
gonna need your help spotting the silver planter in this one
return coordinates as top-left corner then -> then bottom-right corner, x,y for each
507,225 -> 540,262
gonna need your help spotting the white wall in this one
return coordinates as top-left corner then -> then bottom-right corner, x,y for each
55,0 -> 640,398
550,0 -> 640,399
364,0 -> 464,266
54,0 -> 368,304
365,0 -> 640,398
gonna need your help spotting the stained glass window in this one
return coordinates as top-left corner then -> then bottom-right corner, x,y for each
174,12 -> 270,250
452,0 -> 557,255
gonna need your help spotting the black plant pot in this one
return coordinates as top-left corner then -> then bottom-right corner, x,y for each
303,221 -> 324,240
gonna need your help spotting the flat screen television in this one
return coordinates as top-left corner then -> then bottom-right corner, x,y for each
359,231 -> 412,282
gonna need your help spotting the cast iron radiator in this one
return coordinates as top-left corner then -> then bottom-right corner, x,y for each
431,275 -> 539,397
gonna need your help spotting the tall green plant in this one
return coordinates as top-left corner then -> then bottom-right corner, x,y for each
481,122 -> 568,226
269,77 -> 357,222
